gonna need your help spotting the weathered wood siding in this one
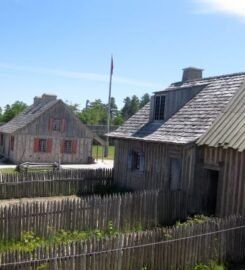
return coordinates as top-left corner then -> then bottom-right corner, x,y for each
2,102 -> 93,164
0,133 -> 14,160
164,86 -> 203,120
12,134 -> 91,164
114,139 -> 196,197
19,101 -> 91,138
200,146 -> 245,217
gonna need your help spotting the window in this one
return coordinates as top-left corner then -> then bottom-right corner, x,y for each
154,95 -> 165,120
60,139 -> 77,154
64,140 -> 72,154
169,158 -> 182,191
48,118 -> 66,132
128,151 -> 145,171
10,136 -> 14,151
53,119 -> 61,131
39,139 -> 47,152
34,138 -> 52,153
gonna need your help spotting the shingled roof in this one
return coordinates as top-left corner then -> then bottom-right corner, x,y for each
0,94 -> 106,145
109,72 -> 245,144
0,97 -> 59,134
197,79 -> 245,151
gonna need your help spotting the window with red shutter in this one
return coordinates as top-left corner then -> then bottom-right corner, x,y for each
34,138 -> 52,153
61,140 -> 77,154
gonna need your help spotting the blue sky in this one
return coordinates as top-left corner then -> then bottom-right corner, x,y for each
1,0 -> 245,109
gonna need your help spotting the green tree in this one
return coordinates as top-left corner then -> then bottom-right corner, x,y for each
130,95 -> 140,114
1,101 -> 27,123
121,95 -> 140,120
78,99 -> 107,125
140,93 -> 150,108
121,97 -> 131,120
113,114 -> 124,125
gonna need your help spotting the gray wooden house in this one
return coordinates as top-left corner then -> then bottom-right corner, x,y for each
197,82 -> 245,217
0,94 -> 104,164
109,67 -> 245,216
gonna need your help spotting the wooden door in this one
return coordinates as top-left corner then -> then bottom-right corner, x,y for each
205,169 -> 219,215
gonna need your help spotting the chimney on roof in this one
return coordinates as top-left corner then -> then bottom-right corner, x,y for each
182,67 -> 203,82
41,94 -> 57,103
34,96 -> 42,105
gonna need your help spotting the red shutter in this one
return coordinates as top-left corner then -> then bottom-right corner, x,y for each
60,140 -> 64,154
48,118 -> 53,131
61,119 -> 66,133
72,140 -> 77,154
47,139 -> 52,153
34,138 -> 39,153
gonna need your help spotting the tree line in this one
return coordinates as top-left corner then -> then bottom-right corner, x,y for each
0,93 -> 150,126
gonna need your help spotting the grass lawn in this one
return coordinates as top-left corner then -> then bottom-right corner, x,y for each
92,145 -> 115,160
0,145 -> 115,174
0,168 -> 17,174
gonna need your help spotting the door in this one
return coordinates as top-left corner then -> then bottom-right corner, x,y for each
205,169 -> 219,215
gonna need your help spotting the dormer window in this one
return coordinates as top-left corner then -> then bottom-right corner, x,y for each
154,95 -> 165,120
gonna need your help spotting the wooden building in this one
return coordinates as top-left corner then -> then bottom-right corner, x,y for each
109,68 -> 245,216
197,83 -> 245,217
0,94 -> 104,164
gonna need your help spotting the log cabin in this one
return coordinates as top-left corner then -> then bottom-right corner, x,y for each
0,94 -> 104,164
108,67 -> 245,216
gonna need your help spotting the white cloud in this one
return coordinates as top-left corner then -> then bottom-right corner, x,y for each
0,63 -> 161,89
194,0 -> 245,18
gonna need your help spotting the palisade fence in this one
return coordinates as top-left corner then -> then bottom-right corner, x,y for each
0,215 -> 245,270
0,190 -> 188,241
0,169 -> 113,199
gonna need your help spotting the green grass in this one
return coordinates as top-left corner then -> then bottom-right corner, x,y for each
0,166 -> 55,174
191,262 -> 226,270
0,222 -> 142,253
0,168 -> 17,174
92,145 -> 115,160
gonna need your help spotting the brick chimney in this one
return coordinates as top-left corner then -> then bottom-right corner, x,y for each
182,67 -> 203,82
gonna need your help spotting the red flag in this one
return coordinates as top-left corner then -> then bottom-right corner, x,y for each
110,56 -> 113,76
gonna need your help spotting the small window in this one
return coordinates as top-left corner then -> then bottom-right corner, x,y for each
10,136 -> 15,151
53,119 -> 61,131
169,158 -> 182,191
128,151 -> 145,171
34,138 -> 52,153
64,140 -> 72,154
39,139 -> 48,153
61,140 -> 77,154
154,95 -> 165,120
